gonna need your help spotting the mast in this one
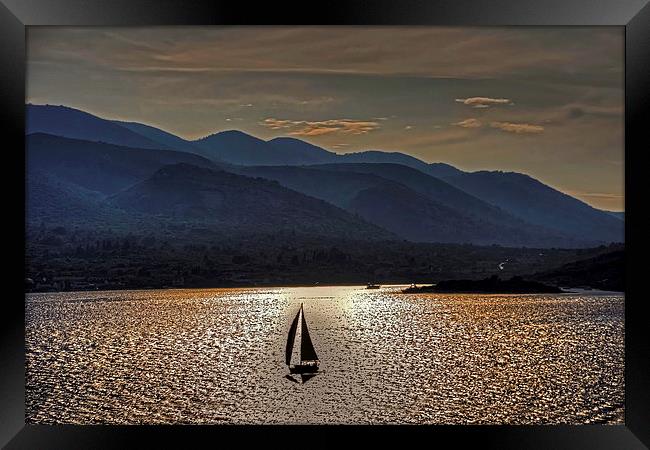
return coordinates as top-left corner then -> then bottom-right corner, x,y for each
285,306 -> 300,366
300,304 -> 319,362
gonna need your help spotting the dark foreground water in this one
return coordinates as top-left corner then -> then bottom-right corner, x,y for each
25,286 -> 624,424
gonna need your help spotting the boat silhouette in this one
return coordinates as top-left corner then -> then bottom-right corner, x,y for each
286,303 -> 319,382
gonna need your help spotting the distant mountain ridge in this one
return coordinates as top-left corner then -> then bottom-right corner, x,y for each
26,104 -> 467,176
310,163 -> 513,224
26,103 -> 624,247
113,120 -> 206,156
109,163 -> 395,240
606,211 -> 624,220
27,133 -> 215,195
236,164 -> 589,247
441,170 -> 623,244
27,104 -> 171,150
336,151 -> 463,178
193,130 -> 289,165
27,169 -> 116,226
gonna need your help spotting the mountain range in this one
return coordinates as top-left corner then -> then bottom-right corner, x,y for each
26,103 -> 624,248
110,163 -> 394,240
26,134 -> 390,242
234,164 -> 584,247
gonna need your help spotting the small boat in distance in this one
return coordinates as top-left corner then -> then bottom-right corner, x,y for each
366,283 -> 381,289
286,303 -> 320,378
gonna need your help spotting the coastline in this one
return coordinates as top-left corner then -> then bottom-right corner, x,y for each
24,284 -> 624,296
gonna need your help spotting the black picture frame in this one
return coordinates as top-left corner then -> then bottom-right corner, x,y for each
2,0 -> 648,448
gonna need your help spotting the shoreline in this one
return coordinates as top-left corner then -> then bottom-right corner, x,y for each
25,284 -> 624,296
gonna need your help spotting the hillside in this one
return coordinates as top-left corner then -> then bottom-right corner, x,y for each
530,250 -> 624,292
26,133 -> 215,195
237,165 -> 591,247
25,103 -> 624,248
27,170 -> 119,227
26,104 -> 169,150
312,163 -> 523,225
336,150 -> 463,178
109,163 -> 395,240
443,171 -> 623,244
113,120 -> 205,155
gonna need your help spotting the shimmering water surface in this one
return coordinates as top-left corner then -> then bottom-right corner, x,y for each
26,286 -> 624,424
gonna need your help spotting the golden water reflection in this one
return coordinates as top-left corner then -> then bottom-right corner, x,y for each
25,286 -> 624,424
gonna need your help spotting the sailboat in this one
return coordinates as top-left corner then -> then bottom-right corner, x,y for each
286,303 -> 320,376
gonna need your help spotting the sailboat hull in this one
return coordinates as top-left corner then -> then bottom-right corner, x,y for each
289,363 -> 319,374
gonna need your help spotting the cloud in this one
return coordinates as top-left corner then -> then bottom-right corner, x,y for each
452,118 -> 544,134
490,121 -> 544,134
563,189 -> 623,210
263,119 -> 294,130
581,192 -> 623,200
27,27 -> 622,84
452,118 -> 483,128
262,118 -> 380,136
455,97 -> 513,108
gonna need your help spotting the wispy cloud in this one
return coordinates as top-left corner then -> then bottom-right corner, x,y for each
572,192 -> 623,200
455,97 -> 513,108
452,118 -> 483,128
262,118 -> 380,136
490,121 -> 544,134
26,27 -> 623,89
452,118 -> 544,134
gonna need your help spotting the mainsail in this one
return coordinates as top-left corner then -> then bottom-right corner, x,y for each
285,303 -> 319,366
300,308 -> 319,362
285,307 -> 300,365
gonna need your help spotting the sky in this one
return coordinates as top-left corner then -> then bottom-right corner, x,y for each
26,27 -> 624,211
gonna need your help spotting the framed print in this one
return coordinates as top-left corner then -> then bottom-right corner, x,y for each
1,0 -> 649,448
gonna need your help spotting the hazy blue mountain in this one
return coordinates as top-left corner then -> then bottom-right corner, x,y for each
113,120 -> 205,155
426,162 -> 464,179
26,104 -> 622,246
310,163 -> 516,225
267,137 -> 338,164
192,130 -> 283,165
192,132 -> 339,166
335,150 -> 464,178
442,171 -> 623,243
110,163 -> 395,240
27,133 -> 215,195
26,104 -> 465,177
236,165 -> 590,247
236,165 -> 384,206
345,182 -> 507,245
27,170 -> 115,227
605,211 -> 625,220
26,104 -> 170,150
194,130 -> 468,177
